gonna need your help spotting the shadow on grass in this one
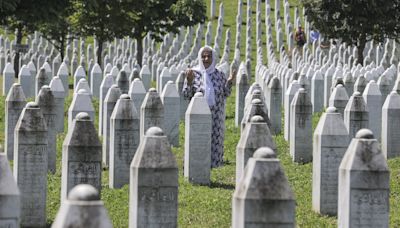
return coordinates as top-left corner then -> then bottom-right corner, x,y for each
209,181 -> 235,190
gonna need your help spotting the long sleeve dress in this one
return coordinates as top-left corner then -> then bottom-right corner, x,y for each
182,69 -> 233,168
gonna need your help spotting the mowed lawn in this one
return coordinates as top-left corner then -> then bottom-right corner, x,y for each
0,0 -> 399,227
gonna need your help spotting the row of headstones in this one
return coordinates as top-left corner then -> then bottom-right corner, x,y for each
235,80 -> 391,226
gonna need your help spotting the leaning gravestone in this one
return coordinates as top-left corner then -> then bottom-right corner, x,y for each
52,184 -> 112,228
14,102 -> 48,227
99,74 -> 114,136
3,62 -> 14,96
344,91 -> 369,138
129,127 -> 178,228
290,88 -> 313,163
0,153 -> 20,227
184,92 -> 212,185
109,94 -> 140,189
68,89 -> 95,130
36,85 -> 57,173
338,129 -> 389,228
61,112 -> 102,202
140,88 -> 164,140
312,107 -> 349,216
49,76 -> 66,133
102,85 -> 121,167
382,91 -> 400,158
5,83 -> 26,160
232,147 -> 296,227
236,115 -> 276,184
160,81 -> 180,147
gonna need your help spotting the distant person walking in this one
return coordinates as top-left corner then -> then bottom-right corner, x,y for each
294,25 -> 307,50
310,28 -> 320,43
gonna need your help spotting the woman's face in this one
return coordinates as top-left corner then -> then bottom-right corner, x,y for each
201,49 -> 212,69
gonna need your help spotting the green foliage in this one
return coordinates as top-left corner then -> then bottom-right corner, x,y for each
301,0 -> 400,64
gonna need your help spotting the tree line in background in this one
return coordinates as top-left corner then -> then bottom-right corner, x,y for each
0,0 -> 207,74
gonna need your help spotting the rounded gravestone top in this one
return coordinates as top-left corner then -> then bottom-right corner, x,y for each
77,89 -> 88,94
252,89 -> 261,95
370,80 -> 376,83
79,78 -> 87,83
253,147 -> 276,159
167,80 -> 174,85
68,184 -> 100,201
120,94 -> 130,100
298,88 -> 306,93
326,107 -> 337,113
76,112 -> 91,120
252,82 -> 260,87
355,128 -> 374,139
353,91 -> 361,96
194,92 -> 203,97
133,78 -> 141,82
251,98 -> 262,104
337,84 -> 344,88
53,76 -> 60,79
251,115 -> 265,123
146,127 -> 164,136
390,90 -> 398,95
110,84 -> 119,89
149,88 -> 157,92
41,85 -> 51,91
26,101 -> 39,108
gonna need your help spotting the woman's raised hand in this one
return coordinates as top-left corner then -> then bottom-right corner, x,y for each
185,69 -> 195,84
228,69 -> 237,84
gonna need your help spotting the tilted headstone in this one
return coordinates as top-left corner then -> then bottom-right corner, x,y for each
116,70 -> 129,94
52,184 -> 112,228
57,62 -> 69,97
109,94 -> 140,188
236,115 -> 276,184
18,65 -> 34,98
363,80 -> 382,140
235,63 -> 249,126
184,92 -> 211,185
129,127 -> 178,228
344,91 -> 369,138
99,74 -> 114,136
14,102 -> 48,227
265,76 -> 282,134
382,91 -> 400,158
338,129 -> 389,228
328,84 -> 349,117
0,153 -> 20,227
5,83 -> 26,160
161,81 -> 180,147
232,147 -> 296,227
61,112 -> 102,202
312,107 -> 349,216
68,89 -> 95,130
49,76 -> 66,133
36,85 -> 57,173
140,88 -> 164,140
3,62 -> 14,96
284,80 -> 300,141
102,85 -> 121,167
290,88 -> 313,163
90,63 -> 103,98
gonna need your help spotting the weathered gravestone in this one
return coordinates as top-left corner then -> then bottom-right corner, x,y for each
14,102 -> 48,227
0,152 -> 20,227
140,88 -> 164,140
49,76 -> 66,133
109,94 -> 140,189
338,129 -> 389,228
353,74 -> 367,94
382,91 -> 400,158
61,112 -> 102,202
344,91 -> 369,138
36,85 -> 57,173
68,89 -> 95,130
99,74 -> 114,136
161,81 -> 180,147
232,147 -> 296,227
184,92 -> 211,185
236,115 -> 276,184
116,70 -> 129,94
290,88 -> 313,163
129,127 -> 178,228
329,84 -> 349,117
102,85 -> 121,167
3,62 -> 14,96
312,107 -> 349,216
52,184 -> 112,228
5,83 -> 26,161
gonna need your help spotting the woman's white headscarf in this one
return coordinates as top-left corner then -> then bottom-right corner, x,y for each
192,45 -> 216,106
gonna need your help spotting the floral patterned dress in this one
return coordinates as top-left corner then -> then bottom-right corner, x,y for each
183,69 -> 233,168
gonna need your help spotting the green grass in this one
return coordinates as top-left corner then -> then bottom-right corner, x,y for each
1,0 -> 399,227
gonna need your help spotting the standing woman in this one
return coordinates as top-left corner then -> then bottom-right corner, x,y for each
182,45 -> 236,168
